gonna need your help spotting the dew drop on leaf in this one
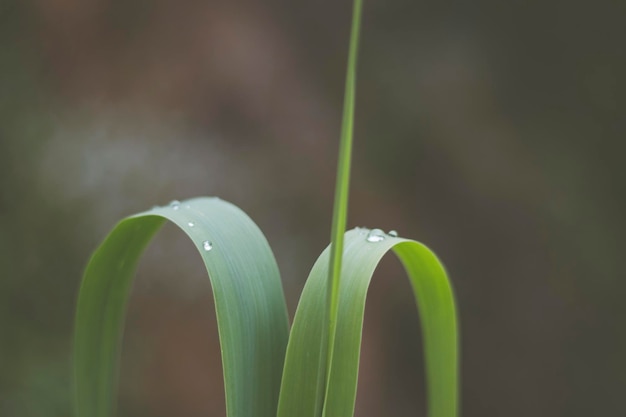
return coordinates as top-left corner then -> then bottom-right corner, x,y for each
188,222 -> 195,228
202,240 -> 213,251
388,230 -> 398,237
169,200 -> 181,210
366,229 -> 386,243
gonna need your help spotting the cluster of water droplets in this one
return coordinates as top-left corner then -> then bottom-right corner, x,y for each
154,197 -> 219,211
153,199 -> 215,252
355,227 -> 400,243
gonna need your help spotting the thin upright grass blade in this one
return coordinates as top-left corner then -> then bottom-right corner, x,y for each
324,0 -> 364,414
277,228 -> 458,417
74,197 -> 289,417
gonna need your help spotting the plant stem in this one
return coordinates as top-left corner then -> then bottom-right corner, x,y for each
322,0 -> 363,415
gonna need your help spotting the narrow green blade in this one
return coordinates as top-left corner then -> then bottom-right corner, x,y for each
74,197 -> 290,417
277,228 -> 458,417
324,1 -> 364,415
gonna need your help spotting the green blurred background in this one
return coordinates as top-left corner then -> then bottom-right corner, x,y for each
1,0 -> 624,416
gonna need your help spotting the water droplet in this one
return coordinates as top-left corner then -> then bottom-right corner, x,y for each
366,229 -> 386,243
202,240 -> 213,251
187,222 -> 195,228
388,230 -> 398,237
169,200 -> 181,210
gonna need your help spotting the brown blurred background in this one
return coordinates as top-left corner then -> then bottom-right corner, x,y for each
1,0 -> 624,416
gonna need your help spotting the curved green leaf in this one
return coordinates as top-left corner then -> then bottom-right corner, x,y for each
74,197 -> 290,417
277,228 -> 458,417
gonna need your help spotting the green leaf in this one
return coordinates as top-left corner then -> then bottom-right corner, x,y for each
74,197 -> 290,417
278,228 -> 459,417
324,0 -> 364,414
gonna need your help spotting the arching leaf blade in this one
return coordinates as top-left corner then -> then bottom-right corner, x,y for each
74,215 -> 165,417
74,197 -> 290,417
278,229 -> 458,417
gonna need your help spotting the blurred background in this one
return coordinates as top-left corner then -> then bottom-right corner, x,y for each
1,0 -> 624,416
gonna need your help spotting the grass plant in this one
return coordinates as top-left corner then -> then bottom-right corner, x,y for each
73,1 -> 459,416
